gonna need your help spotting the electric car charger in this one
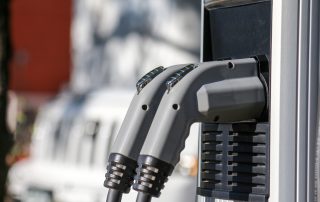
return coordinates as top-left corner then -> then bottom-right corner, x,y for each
133,57 -> 268,202
105,56 -> 269,202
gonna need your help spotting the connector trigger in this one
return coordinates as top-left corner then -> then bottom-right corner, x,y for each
166,64 -> 198,92
136,66 -> 166,94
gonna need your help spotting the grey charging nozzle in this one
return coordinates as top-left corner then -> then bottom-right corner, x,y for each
133,58 -> 268,199
104,64 -> 190,200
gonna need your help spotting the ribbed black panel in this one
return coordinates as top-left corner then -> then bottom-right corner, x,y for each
198,123 -> 269,202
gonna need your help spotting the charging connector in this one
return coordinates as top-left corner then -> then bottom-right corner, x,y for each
133,57 -> 268,200
104,65 -> 192,201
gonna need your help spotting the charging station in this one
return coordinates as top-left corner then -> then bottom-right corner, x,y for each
104,0 -> 320,202
198,0 -> 320,201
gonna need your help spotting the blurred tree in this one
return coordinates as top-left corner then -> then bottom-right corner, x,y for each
0,0 -> 14,200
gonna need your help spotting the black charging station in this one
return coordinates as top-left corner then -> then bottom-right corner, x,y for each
198,1 -> 271,201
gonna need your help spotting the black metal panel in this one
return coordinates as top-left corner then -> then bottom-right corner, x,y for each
202,1 -> 271,61
197,123 -> 269,201
200,1 -> 271,201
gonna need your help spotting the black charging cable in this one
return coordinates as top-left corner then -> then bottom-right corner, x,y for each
106,189 -> 122,202
136,192 -> 152,202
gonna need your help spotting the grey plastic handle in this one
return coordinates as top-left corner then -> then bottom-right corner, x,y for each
140,58 -> 266,165
110,64 -> 188,159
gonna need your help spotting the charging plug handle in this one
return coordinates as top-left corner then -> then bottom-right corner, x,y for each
104,65 -> 189,199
